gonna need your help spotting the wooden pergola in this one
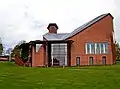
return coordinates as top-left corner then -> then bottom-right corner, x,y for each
19,40 -> 73,67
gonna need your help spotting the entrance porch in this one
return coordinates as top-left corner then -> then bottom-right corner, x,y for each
30,40 -> 73,67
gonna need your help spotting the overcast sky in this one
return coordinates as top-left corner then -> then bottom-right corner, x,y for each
0,0 -> 120,49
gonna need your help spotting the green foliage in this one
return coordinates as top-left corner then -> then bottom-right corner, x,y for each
21,48 -> 29,62
0,62 -> 120,89
11,40 -> 26,57
11,42 -> 29,62
11,45 -> 21,57
0,43 -> 3,55
115,42 -> 120,60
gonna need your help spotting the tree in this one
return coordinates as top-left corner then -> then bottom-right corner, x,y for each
115,42 -> 120,60
11,40 -> 26,57
0,44 -> 3,55
0,38 -> 3,55
11,45 -> 21,57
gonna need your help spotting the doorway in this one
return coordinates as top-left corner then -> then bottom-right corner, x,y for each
51,43 -> 68,66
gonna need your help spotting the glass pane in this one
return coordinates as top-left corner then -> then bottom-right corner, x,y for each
51,43 -> 67,66
86,42 -> 108,54
101,43 -> 104,54
87,43 -> 90,54
104,43 -> 108,54
102,56 -> 106,65
91,43 -> 95,54
89,57 -> 93,65
36,44 -> 42,52
96,43 -> 100,54
76,57 -> 80,66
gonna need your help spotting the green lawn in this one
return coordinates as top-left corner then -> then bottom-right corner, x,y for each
0,62 -> 120,89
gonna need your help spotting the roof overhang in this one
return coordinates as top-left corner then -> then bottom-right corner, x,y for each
18,40 -> 74,48
18,43 -> 29,48
29,40 -> 74,44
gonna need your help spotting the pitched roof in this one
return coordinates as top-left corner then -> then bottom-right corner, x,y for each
43,33 -> 69,41
62,13 -> 113,40
43,13 -> 113,41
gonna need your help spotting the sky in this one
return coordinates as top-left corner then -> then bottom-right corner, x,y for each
0,0 -> 120,49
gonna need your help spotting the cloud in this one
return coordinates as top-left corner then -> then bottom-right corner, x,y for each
0,3 -> 46,48
112,0 -> 120,43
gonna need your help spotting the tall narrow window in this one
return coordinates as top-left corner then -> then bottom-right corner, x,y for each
104,43 -> 108,54
89,57 -> 93,65
86,43 -> 94,54
100,43 -> 104,54
100,43 -> 108,54
102,56 -> 106,65
99,43 -> 102,54
95,43 -> 97,54
86,43 -> 90,54
96,43 -> 100,54
91,43 -> 95,54
76,57 -> 80,66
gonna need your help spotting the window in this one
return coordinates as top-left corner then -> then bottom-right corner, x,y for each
100,43 -> 104,54
91,43 -> 95,54
86,43 -> 95,54
86,43 -> 90,54
85,42 -> 108,54
76,57 -> 80,66
89,57 -> 93,65
96,43 -> 100,54
36,44 -> 42,52
102,56 -> 106,65
51,43 -> 67,66
104,43 -> 108,54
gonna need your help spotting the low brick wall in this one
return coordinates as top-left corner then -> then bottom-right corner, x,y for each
0,56 -> 9,61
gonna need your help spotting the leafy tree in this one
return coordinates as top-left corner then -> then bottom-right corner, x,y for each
11,40 -> 29,62
11,45 -> 21,57
115,42 -> 120,60
0,38 -> 3,55
11,40 -> 26,57
0,43 -> 3,55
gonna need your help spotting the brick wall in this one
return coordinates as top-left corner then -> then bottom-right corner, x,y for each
68,15 -> 115,66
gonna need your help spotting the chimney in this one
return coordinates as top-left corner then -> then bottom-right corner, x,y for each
47,23 -> 58,34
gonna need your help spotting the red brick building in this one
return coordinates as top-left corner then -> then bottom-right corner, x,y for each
16,13 -> 116,67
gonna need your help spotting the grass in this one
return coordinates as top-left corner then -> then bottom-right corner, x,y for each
0,62 -> 120,89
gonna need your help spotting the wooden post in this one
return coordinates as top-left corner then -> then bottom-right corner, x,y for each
32,45 -> 35,67
28,45 -> 31,67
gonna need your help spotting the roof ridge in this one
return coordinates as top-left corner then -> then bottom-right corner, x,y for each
63,13 -> 112,39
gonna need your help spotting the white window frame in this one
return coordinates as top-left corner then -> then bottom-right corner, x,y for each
103,43 -> 106,54
95,43 -> 97,54
85,42 -> 108,54
85,43 -> 88,54
99,43 -> 102,54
